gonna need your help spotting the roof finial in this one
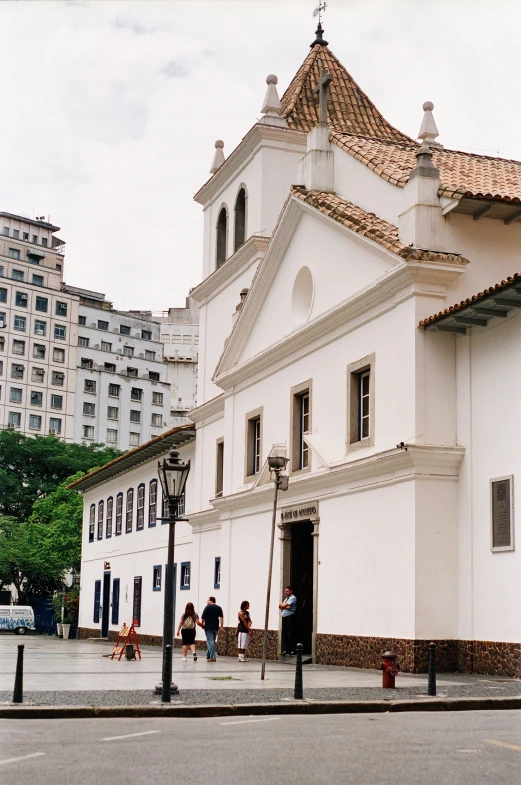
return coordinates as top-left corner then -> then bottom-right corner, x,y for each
311,2 -> 328,47
261,74 -> 282,116
418,101 -> 442,148
210,140 -> 225,175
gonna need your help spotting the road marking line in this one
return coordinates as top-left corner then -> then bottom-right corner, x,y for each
0,753 -> 45,767
484,739 -> 521,753
101,730 -> 161,742
221,717 -> 281,726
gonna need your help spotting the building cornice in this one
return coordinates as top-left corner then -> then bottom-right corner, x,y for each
209,445 -> 465,517
194,123 -> 306,206
190,236 -> 269,304
188,507 -> 222,533
188,393 -> 225,426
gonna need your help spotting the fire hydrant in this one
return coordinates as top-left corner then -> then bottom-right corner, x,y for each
379,651 -> 400,688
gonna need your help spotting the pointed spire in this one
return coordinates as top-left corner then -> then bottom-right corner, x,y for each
310,22 -> 328,47
261,74 -> 282,115
418,101 -> 442,148
210,140 -> 225,174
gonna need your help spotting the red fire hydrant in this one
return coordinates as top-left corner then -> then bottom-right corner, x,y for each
379,651 -> 400,688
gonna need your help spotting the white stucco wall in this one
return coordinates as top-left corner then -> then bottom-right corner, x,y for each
456,315 -> 521,643
78,441 -> 195,638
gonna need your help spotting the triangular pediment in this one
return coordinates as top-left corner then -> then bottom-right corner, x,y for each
214,193 -> 402,381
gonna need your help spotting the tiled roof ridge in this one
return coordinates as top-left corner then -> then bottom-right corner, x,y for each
291,186 -> 466,265
331,130 -> 521,203
419,273 -> 521,327
280,45 -> 412,142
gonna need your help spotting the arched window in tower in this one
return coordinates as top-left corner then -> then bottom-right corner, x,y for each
216,207 -> 228,268
234,187 -> 246,251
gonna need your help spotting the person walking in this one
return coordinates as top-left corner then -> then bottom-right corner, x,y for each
279,585 -> 297,656
237,600 -> 252,662
176,602 -> 202,662
201,596 -> 224,662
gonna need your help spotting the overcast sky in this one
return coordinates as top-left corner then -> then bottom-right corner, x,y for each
1,0 -> 520,311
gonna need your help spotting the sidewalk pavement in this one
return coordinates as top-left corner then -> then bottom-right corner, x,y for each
1,635 -> 520,717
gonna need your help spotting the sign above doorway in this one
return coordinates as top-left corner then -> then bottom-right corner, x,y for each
280,501 -> 319,523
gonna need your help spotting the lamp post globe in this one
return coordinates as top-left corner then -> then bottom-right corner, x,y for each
158,449 -> 190,503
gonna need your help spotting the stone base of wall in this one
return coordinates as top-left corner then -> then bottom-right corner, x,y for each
315,633 -> 456,673
78,626 -> 279,660
457,640 -> 521,678
315,633 -> 521,676
78,628 -> 521,676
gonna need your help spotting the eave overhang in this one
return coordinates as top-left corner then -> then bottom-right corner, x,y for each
421,274 -> 521,334
68,425 -> 196,493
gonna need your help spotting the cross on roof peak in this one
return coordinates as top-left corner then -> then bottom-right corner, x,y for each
314,67 -> 333,126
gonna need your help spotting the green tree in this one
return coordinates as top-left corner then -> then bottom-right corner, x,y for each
0,431 -> 121,521
0,516 -> 64,601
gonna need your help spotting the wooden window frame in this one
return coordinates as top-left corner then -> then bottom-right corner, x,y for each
115,493 -> 123,535
89,504 -> 95,543
244,407 -> 263,481
136,483 -> 145,530
149,479 -> 157,527
347,353 -> 375,452
106,496 -> 113,538
126,488 -> 134,533
97,500 -> 104,540
215,438 -> 224,497
290,380 -> 312,475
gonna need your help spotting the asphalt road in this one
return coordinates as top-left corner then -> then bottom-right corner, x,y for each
1,710 -> 521,784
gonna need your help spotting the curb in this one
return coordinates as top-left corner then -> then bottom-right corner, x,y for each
1,696 -> 521,720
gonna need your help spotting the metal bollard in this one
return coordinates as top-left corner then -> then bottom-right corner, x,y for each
294,643 -> 303,700
428,642 -> 436,696
13,644 -> 24,704
162,644 -> 173,703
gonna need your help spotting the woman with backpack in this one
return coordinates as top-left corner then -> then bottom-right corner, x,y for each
237,600 -> 252,662
176,602 -> 202,661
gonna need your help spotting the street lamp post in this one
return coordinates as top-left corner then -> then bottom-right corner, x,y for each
156,448 -> 190,703
261,455 -> 289,681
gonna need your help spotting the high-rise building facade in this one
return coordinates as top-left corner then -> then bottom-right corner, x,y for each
64,286 -> 170,451
0,212 -> 78,440
155,298 -> 199,426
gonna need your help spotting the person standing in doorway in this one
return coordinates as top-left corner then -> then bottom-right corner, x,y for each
201,596 -> 224,662
176,602 -> 203,662
237,600 -> 252,662
279,585 -> 297,655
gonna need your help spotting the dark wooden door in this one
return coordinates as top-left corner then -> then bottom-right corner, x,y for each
101,572 -> 110,637
290,521 -> 314,654
133,577 -> 142,626
93,580 -> 101,624
111,578 -> 120,626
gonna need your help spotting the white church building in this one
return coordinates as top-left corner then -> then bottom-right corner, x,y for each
74,24 -> 521,676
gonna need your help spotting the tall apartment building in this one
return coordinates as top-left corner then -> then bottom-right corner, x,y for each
135,298 -> 199,427
63,286 -> 170,451
0,213 -> 78,440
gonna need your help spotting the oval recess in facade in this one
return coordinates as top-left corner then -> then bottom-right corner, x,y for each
291,266 -> 314,326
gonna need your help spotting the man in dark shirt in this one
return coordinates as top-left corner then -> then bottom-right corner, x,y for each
201,596 -> 224,661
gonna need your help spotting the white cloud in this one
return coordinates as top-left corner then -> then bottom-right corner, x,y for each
0,0 -> 520,310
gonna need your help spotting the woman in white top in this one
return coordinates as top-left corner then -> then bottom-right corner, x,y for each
176,602 -> 203,662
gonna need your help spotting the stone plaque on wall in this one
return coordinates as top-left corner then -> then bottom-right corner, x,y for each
491,475 -> 514,552
280,501 -> 319,523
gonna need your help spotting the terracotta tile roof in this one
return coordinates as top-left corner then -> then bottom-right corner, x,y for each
281,45 -> 411,142
291,186 -> 467,266
331,132 -> 521,203
420,273 -> 521,328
